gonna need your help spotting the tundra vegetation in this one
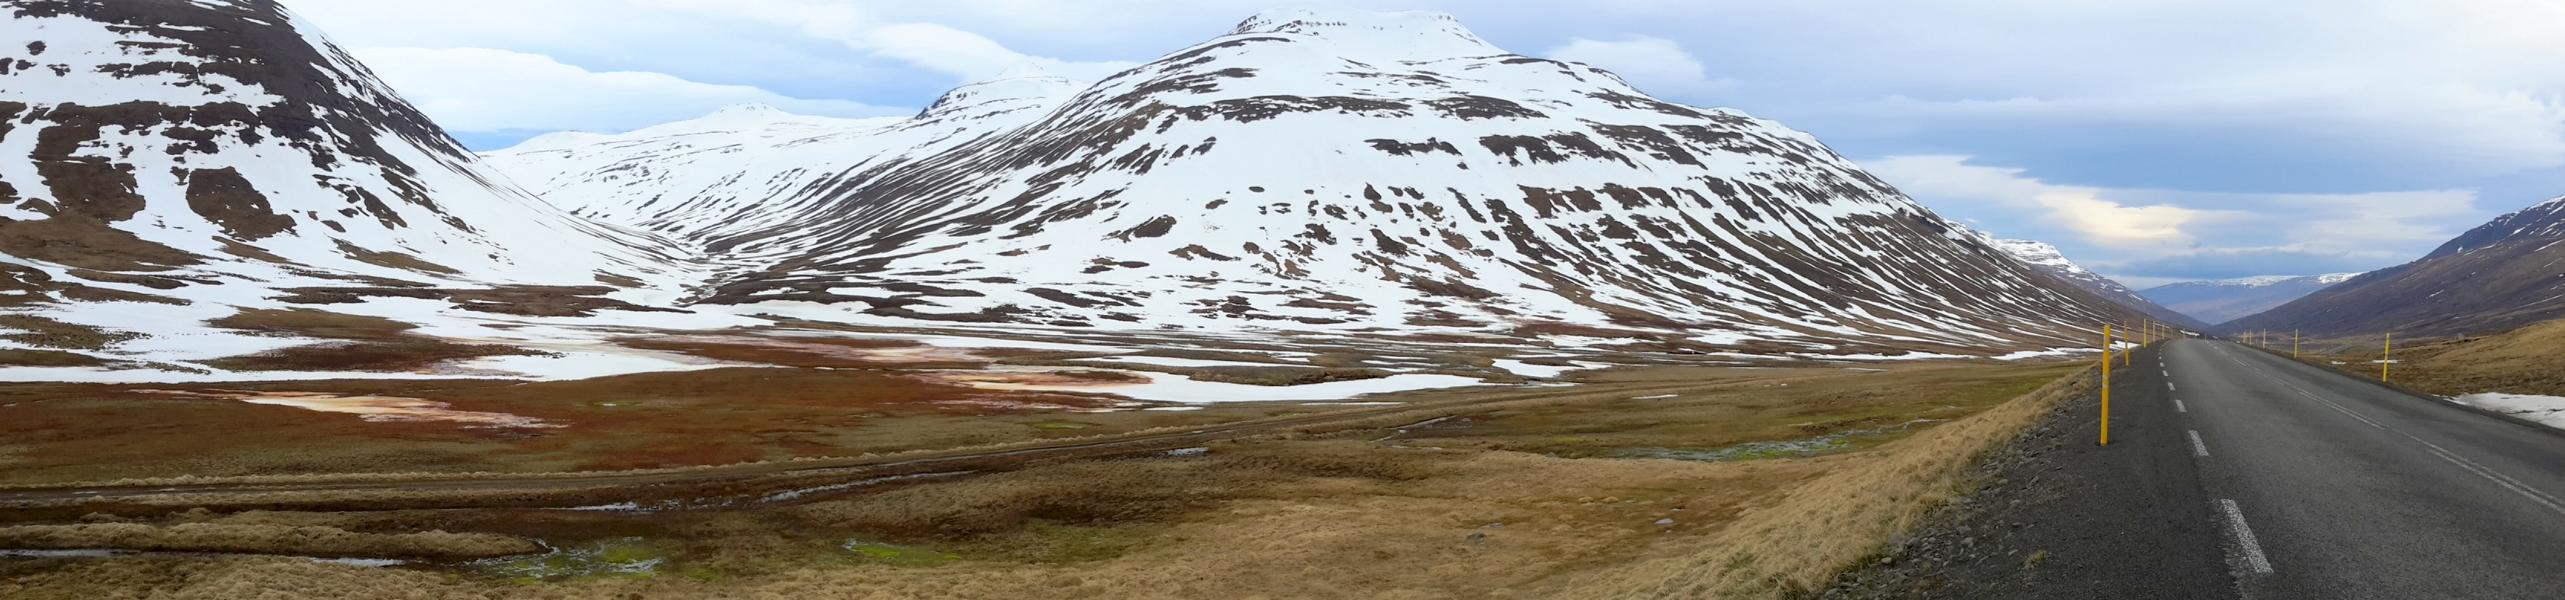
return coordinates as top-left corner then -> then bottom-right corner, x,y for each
0,360 -> 2086,599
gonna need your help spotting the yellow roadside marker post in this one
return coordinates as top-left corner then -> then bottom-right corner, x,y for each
2101,324 -> 2112,446
2382,333 -> 2393,383
2293,330 -> 2300,359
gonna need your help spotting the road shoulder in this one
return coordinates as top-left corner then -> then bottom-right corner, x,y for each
1821,347 -> 2238,599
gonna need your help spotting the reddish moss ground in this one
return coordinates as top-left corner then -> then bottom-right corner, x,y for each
0,368 -> 1268,484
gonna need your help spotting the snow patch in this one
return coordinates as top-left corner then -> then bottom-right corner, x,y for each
2446,393 -> 2565,430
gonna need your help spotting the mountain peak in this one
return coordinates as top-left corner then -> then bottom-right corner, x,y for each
1229,9 -> 1502,59
915,73 -> 1084,120
1989,238 -> 2081,271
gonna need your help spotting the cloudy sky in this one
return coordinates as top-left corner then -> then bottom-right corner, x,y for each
285,0 -> 2565,289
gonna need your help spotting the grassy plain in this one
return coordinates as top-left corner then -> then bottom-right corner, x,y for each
0,360 -> 2087,599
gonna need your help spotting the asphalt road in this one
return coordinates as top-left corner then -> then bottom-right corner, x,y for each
2163,339 -> 2565,599
1828,339 -> 2565,599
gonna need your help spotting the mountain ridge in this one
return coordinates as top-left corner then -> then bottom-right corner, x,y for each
490,7 -> 2155,352
2226,195 -> 2565,338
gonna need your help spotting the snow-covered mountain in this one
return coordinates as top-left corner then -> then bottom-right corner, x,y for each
2229,195 -> 2565,338
0,0 -> 713,376
1979,237 -> 2206,330
0,3 -> 2156,380
2138,273 -> 2360,326
0,0 -> 684,285
489,8 -> 2148,353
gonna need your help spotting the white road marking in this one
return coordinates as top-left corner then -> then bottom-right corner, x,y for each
2220,499 -> 2275,574
2189,430 -> 2210,457
2175,399 -> 2188,413
2168,381 -> 2178,393
2227,348 -> 2565,517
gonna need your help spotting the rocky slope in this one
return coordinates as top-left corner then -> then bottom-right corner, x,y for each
2139,274 -> 2358,326
2226,195 -> 2565,338
0,0 -> 685,284
490,9 -> 2151,354
1982,238 -> 2206,331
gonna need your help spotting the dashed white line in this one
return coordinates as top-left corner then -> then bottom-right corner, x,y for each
2219,499 -> 2275,574
2189,430 -> 2210,457
2175,399 -> 2188,413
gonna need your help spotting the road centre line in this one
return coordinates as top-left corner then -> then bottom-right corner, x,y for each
2219,499 -> 2275,574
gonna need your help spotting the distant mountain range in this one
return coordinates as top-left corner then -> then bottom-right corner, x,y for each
2139,274 -> 2361,326
2229,196 -> 2565,338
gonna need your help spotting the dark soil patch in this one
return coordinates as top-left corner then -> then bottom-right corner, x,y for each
274,285 -> 684,318
199,339 -> 540,372
209,307 -> 414,340
0,348 -> 109,367
0,314 -> 138,349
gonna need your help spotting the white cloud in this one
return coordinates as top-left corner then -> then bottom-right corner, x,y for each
1863,155 -> 2208,249
1543,35 -> 1735,99
353,47 -> 905,134
2152,188 -> 2482,254
633,0 -> 1140,83
1868,154 -> 2489,282
862,23 -> 1141,82
1865,81 -> 2565,176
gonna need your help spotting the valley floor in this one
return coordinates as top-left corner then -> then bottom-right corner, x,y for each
0,344 -> 2088,599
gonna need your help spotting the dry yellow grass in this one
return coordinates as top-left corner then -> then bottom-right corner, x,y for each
2276,318 -> 2565,398
2390,319 -> 2565,397
1565,365 -> 2094,599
